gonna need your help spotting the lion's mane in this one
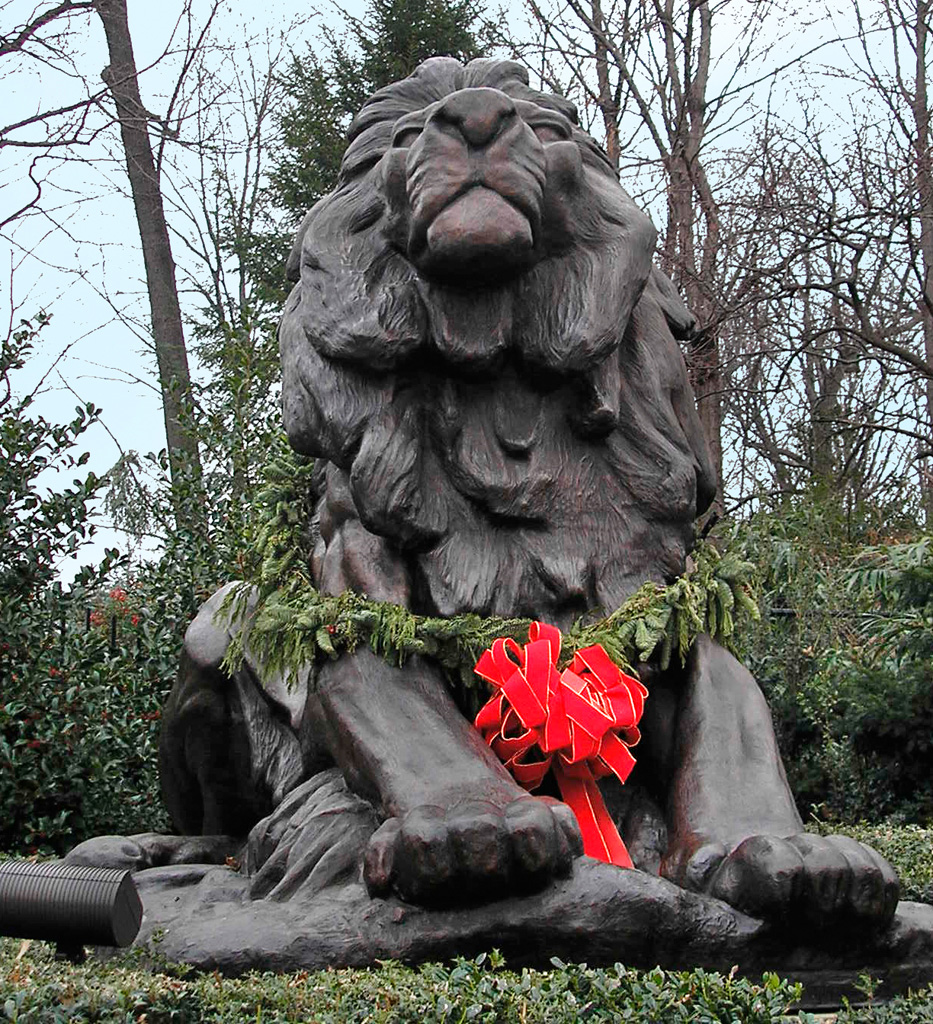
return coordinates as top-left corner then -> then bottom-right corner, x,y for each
278,57 -> 716,624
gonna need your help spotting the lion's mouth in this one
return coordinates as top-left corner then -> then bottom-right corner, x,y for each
418,185 -> 537,283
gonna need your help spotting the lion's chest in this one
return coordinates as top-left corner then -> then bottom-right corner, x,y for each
410,372 -> 697,624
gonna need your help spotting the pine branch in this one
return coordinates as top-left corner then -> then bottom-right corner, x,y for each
220,441 -> 760,700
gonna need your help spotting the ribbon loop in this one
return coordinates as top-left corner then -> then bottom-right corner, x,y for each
473,622 -> 647,869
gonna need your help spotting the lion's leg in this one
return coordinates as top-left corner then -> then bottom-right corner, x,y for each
160,653 -> 258,837
662,634 -> 803,865
307,647 -> 581,904
660,635 -> 898,928
160,585 -> 320,842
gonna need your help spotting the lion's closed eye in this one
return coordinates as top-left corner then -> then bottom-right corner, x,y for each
392,127 -> 423,148
530,123 -> 567,144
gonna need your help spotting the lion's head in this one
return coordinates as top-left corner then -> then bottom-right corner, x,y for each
279,58 -> 716,623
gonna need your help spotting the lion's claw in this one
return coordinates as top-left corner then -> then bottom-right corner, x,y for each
363,796 -> 581,904
362,818 -> 401,897
667,832 -> 900,928
449,800 -> 510,886
786,834 -> 899,925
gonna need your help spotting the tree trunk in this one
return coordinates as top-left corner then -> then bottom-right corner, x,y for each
658,0 -> 723,503
590,0 -> 620,169
95,0 -> 203,513
912,0 -> 933,519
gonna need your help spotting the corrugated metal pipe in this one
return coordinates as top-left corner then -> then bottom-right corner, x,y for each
0,860 -> 142,959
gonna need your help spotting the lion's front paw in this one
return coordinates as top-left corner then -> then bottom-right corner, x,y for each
665,833 -> 899,929
363,796 -> 582,904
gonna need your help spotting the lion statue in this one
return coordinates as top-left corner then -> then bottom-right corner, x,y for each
146,58 -> 898,933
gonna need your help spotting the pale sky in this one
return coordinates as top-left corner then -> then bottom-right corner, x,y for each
2,0 -> 366,576
1,0 -> 885,579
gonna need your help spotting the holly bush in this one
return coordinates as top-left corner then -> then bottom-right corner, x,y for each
0,583 -> 178,853
0,317 -> 184,853
728,494 -> 933,824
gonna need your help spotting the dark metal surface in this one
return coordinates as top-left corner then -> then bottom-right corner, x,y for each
0,859 -> 142,947
156,56 -> 900,929
59,58 -> 932,988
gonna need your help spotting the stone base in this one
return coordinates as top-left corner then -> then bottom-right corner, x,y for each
79,849 -> 933,1011
65,775 -> 933,1011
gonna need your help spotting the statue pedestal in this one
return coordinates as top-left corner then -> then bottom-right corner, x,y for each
72,832 -> 933,1011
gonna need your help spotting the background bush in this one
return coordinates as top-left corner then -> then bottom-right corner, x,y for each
0,317 -> 236,855
1,581 -> 182,853
728,493 -> 933,825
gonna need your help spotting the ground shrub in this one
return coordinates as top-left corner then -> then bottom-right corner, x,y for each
0,944 -> 808,1023
0,314 -> 148,853
836,986 -> 933,1022
5,942 -> 933,1022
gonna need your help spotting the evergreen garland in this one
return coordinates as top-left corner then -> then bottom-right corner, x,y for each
222,441 -> 760,706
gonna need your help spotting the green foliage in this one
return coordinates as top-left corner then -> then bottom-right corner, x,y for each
264,47 -> 358,239
0,477 -> 242,856
222,442 -> 759,713
569,545 -> 759,671
0,316 -> 235,855
834,984 -> 933,1023
347,0 -> 494,93
0,313 -> 110,622
846,537 -> 933,662
728,493 -> 932,823
0,943 -> 812,1023
0,316 -> 143,852
0,583 -> 173,854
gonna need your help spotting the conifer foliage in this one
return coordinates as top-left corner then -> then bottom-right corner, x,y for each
224,442 -> 760,712
248,0 -> 495,308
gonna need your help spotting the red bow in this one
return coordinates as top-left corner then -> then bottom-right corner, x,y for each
474,622 -> 647,868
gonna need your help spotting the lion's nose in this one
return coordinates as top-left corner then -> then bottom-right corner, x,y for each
432,88 -> 517,148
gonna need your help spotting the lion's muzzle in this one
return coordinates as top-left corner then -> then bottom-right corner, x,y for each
384,87 -> 549,284
424,185 -> 534,275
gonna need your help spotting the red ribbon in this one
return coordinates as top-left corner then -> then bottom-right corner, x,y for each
473,622 -> 647,868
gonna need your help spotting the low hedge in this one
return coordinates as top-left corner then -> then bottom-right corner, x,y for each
3,943 -> 933,1022
0,944 -> 801,1022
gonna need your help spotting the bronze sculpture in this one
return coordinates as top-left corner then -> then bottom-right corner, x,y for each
67,59 -> 933,999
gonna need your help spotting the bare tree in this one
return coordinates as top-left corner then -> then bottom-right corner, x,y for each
710,96 -> 929,518
845,0 -> 933,511
1,0 -> 107,226
95,0 -> 204,498
100,13 -> 330,559
509,0 -> 792,499
507,0 -> 933,520
1,0 -> 229,531
163,25 -> 297,504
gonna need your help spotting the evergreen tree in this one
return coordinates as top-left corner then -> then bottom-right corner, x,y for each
268,0 -> 494,228
238,0 -> 495,312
